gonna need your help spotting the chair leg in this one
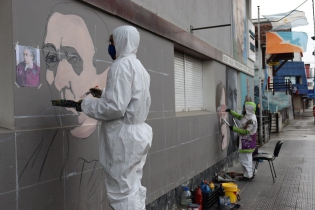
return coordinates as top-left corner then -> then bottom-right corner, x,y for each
268,160 -> 275,183
253,161 -> 259,176
271,161 -> 277,178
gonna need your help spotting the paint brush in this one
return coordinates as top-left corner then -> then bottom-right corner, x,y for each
223,118 -> 230,126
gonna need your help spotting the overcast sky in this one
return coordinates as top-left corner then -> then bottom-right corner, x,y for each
252,0 -> 315,67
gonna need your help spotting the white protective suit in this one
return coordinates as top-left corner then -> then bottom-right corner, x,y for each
81,25 -> 152,210
229,102 -> 257,179
237,103 -> 257,178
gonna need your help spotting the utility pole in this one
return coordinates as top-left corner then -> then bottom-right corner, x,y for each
313,0 -> 315,124
258,6 -> 263,143
313,53 -> 315,125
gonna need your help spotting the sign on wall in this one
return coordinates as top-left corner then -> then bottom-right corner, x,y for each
222,54 -> 254,76
248,20 -> 255,62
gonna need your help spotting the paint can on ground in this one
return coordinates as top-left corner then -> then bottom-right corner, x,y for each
187,203 -> 201,210
221,183 -> 240,203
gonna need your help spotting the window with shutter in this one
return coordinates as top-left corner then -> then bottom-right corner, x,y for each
174,52 -> 204,112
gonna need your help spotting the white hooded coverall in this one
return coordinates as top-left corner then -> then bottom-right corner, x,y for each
238,103 -> 257,178
229,102 -> 257,179
81,25 -> 152,210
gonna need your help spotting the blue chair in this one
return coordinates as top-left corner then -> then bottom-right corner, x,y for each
252,141 -> 283,183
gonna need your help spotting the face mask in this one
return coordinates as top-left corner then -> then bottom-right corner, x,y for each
108,44 -> 116,60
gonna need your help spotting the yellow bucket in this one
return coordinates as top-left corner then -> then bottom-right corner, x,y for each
222,183 -> 240,203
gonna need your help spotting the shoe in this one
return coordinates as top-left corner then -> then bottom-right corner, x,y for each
238,176 -> 252,182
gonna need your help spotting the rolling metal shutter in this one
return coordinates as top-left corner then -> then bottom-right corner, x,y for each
174,53 -> 185,112
174,52 -> 204,112
185,56 -> 204,111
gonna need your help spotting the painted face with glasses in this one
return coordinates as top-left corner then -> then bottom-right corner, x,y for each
43,13 -> 108,138
216,81 -> 228,150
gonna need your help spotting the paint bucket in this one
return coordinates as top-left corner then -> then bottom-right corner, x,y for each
187,203 -> 201,210
221,183 -> 240,203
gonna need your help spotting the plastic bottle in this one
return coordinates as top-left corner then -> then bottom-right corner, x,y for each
200,181 -> 210,194
194,186 -> 203,209
181,187 -> 192,209
209,181 -> 215,192
224,196 -> 231,206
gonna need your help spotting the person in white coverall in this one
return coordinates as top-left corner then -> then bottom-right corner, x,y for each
80,25 -> 152,210
225,102 -> 257,181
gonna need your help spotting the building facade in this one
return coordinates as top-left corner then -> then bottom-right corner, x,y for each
0,0 -> 254,209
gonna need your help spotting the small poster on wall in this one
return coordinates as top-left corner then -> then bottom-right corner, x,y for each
16,45 -> 40,87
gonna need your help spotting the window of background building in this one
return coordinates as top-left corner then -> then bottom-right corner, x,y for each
297,76 -> 302,84
285,76 -> 296,84
174,52 -> 204,112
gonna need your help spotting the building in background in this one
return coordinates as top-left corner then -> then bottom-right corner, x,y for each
253,12 -> 309,133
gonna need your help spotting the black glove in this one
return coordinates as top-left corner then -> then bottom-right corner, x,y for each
76,100 -> 83,112
89,87 -> 102,98
225,109 -> 231,113
229,126 -> 234,131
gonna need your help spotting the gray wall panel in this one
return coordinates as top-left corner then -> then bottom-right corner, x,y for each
0,192 -> 16,210
146,118 -> 166,153
0,133 -> 15,194
131,0 -> 232,55
0,0 -> 14,129
179,141 -> 192,181
165,146 -> 181,187
178,116 -> 193,144
165,117 -> 179,148
64,170 -> 104,209
17,129 -> 64,188
149,150 -> 167,198
18,179 -> 65,209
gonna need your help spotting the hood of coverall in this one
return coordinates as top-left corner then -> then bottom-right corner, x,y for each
112,25 -> 139,59
244,102 -> 256,118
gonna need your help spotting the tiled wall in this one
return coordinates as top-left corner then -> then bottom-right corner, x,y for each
0,112 -> 229,209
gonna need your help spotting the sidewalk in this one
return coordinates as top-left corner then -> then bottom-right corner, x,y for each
226,108 -> 315,210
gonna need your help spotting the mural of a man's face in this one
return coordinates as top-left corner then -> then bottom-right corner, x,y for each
227,71 -> 237,111
43,13 -> 107,138
23,48 -> 33,65
217,87 -> 228,150
226,68 -> 238,154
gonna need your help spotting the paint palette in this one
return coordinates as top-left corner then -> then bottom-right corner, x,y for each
51,100 -> 78,107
